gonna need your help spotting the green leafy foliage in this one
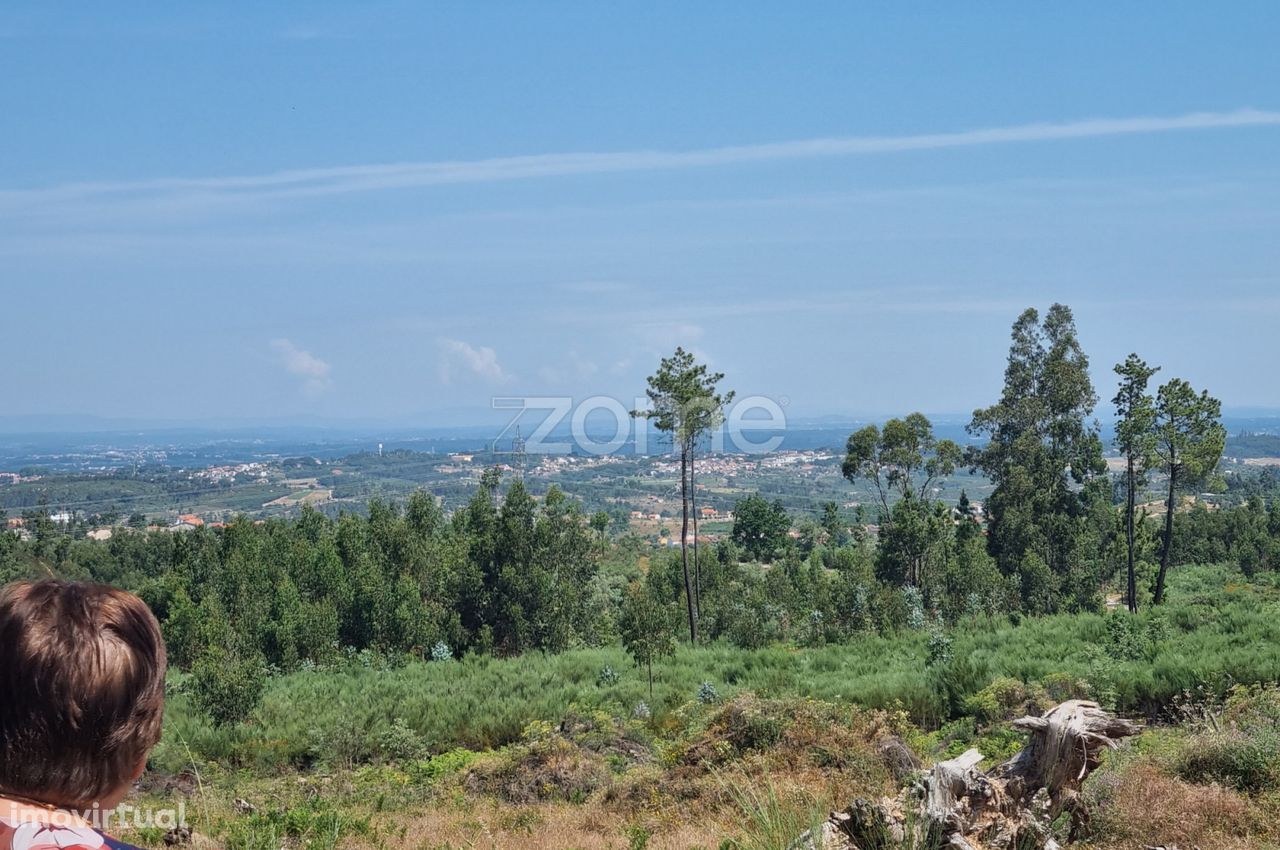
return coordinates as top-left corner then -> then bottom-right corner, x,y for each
145,564 -> 1280,775
620,581 -> 678,698
842,413 -> 961,514
191,644 -> 268,726
1152,378 -> 1227,604
730,493 -> 790,563
968,305 -> 1109,606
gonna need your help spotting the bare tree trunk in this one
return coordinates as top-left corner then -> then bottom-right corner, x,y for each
679,445 -> 697,643
1154,463 -> 1177,605
1126,455 -> 1138,613
690,445 -> 701,618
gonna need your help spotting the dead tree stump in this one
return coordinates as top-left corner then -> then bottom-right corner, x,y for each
791,700 -> 1141,850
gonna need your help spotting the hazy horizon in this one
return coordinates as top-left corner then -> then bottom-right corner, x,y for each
5,406 -> 1280,438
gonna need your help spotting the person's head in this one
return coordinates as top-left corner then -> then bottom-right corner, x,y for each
0,580 -> 166,810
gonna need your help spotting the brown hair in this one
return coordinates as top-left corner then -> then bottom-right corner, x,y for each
0,580 -> 167,808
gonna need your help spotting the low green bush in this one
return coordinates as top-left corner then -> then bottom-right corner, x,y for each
407,747 -> 481,784
156,565 -> 1280,771
224,798 -> 369,850
1176,683 -> 1280,793
963,677 -> 1050,725
1177,727 -> 1280,792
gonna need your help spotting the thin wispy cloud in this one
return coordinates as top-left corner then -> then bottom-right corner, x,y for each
6,109 -> 1278,213
437,338 -> 511,385
271,339 -> 332,395
537,350 -> 600,385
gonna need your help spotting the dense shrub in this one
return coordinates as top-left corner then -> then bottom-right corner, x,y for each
963,677 -> 1051,726
709,696 -> 787,754
1176,727 -> 1280,793
152,566 -> 1280,773
464,735 -> 611,803
191,645 -> 268,726
1176,684 -> 1280,793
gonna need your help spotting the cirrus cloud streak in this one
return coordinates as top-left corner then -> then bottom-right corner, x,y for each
5,109 -> 1279,214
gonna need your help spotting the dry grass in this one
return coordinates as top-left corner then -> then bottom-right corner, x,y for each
463,738 -> 613,804
123,696 -> 903,850
129,691 -> 1280,850
443,696 -> 898,848
390,798 -> 734,850
129,746 -> 1280,850
678,697 -> 895,780
1086,762 -> 1279,850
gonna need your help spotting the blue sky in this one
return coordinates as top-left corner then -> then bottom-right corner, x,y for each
3,2 -> 1279,425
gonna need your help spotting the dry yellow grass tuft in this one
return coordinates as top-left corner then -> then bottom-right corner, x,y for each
1087,762 -> 1277,850
390,798 -> 733,850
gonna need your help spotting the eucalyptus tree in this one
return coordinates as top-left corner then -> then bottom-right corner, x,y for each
1151,379 -> 1225,604
842,412 -> 962,515
968,305 -> 1106,594
842,413 -> 961,590
619,581 -> 677,700
1113,354 -> 1159,613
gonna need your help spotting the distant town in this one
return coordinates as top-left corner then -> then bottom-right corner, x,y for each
6,424 -> 1279,549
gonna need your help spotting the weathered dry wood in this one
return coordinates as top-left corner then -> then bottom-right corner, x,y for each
995,699 -> 1142,818
790,700 -> 1140,850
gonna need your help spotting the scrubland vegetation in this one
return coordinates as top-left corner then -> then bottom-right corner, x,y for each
108,564 -> 1280,850
147,563 -> 1277,768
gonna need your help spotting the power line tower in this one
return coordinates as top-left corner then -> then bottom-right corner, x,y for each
491,424 -> 528,482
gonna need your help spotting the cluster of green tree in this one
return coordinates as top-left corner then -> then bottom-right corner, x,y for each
0,464 -> 219,512
623,474 -> 1000,668
848,306 -> 1230,618
1224,431 -> 1280,458
637,312 -> 1260,671
640,530 -> 998,650
1172,498 -> 1280,576
1222,464 -> 1280,503
1,471 -> 604,722
1113,353 -> 1225,608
